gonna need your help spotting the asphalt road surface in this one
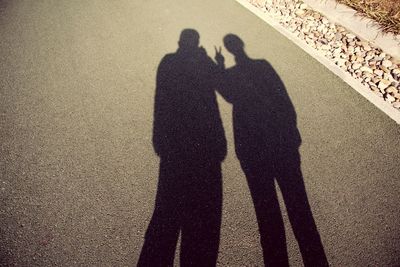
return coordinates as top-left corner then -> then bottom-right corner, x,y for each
1,0 -> 399,266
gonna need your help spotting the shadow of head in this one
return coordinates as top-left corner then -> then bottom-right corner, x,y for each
178,29 -> 200,50
223,34 -> 245,56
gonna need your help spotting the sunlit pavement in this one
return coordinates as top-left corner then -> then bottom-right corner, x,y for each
1,0 -> 399,266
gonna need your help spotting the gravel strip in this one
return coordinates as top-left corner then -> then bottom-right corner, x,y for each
249,0 -> 400,110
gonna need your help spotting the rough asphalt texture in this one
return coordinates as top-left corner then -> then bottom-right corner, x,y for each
0,0 -> 399,266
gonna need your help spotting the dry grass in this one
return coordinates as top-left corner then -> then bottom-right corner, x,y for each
336,0 -> 400,34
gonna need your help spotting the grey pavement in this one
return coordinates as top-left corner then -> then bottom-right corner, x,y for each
0,0 -> 399,266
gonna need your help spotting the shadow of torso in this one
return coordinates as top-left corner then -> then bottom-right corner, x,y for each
221,59 -> 300,163
153,49 -> 227,162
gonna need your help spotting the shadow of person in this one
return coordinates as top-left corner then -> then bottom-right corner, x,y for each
138,29 -> 227,267
216,34 -> 328,267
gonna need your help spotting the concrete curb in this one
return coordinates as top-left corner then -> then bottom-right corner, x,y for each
235,0 -> 400,124
302,0 -> 400,60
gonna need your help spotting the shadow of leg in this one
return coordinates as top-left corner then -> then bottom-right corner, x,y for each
138,160 -> 181,267
180,162 -> 222,267
276,152 -> 328,267
241,160 -> 289,267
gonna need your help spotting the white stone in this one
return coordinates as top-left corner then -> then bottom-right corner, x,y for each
363,45 -> 372,51
300,3 -> 308,9
360,66 -> 373,73
374,69 -> 384,76
347,46 -> 355,54
386,86 -> 398,94
352,63 -> 362,70
363,72 -> 373,78
355,56 -> 364,62
383,73 -> 395,82
385,94 -> 395,103
378,79 -> 391,90
382,60 -> 393,68
372,77 -> 380,84
295,9 -> 306,17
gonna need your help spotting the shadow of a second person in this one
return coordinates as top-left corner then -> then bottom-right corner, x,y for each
216,34 -> 328,267
137,29 -> 227,267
